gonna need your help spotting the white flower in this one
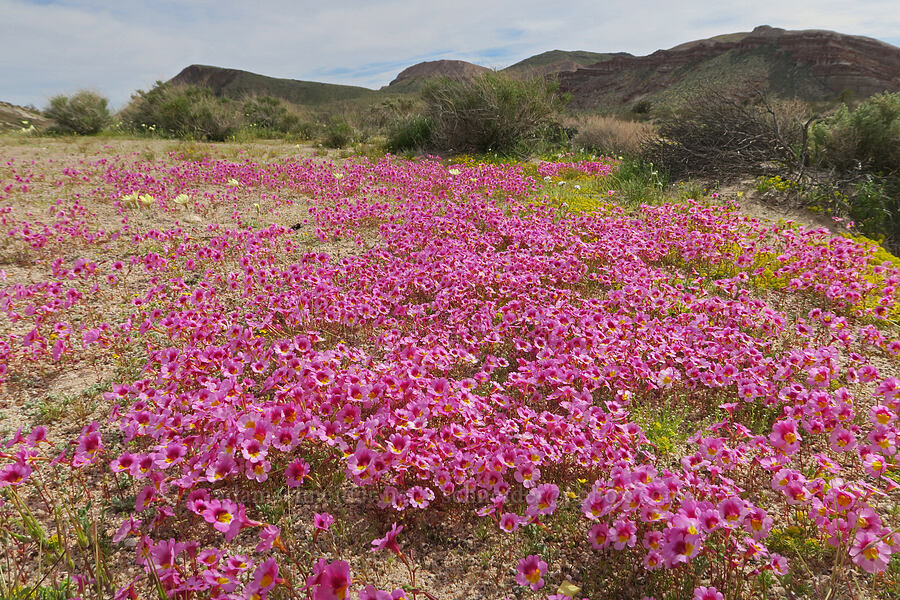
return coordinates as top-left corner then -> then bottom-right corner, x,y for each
448,168 -> 461,176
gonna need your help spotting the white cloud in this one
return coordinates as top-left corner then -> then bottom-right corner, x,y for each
1,0 -> 897,109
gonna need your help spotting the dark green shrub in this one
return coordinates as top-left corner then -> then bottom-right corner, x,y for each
321,118 -> 354,148
812,92 -> 900,174
810,92 -> 900,249
386,115 -> 433,153
120,82 -> 241,141
242,96 -> 301,134
422,71 -> 565,155
44,91 -> 111,135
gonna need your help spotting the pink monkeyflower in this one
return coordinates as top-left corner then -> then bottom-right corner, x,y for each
661,529 -> 700,568
769,419 -> 801,454
850,530 -> 892,573
285,458 -> 310,488
308,559 -> 351,600
152,441 -> 187,469
407,485 -> 434,509
371,522 -> 404,557
611,519 -> 637,550
863,453 -> 888,477
693,586 -> 724,600
113,517 -> 142,543
717,497 -> 748,527
744,507 -> 773,540
515,555 -> 547,591
499,512 -> 522,533
256,524 -> 282,553
206,453 -> 237,483
643,550 -> 663,570
770,553 -> 789,575
250,557 -> 280,591
526,483 -> 559,516
0,462 -> 32,487
358,586 -> 407,600
314,512 -> 334,532
72,424 -> 104,468
588,522 -> 611,550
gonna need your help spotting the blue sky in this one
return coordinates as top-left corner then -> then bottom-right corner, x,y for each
2,0 -> 899,109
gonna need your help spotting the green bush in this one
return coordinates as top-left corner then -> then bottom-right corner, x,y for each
386,114 -> 433,153
120,82 -> 241,141
422,71 -> 565,155
242,96 -> 300,134
44,91 -> 111,135
810,92 -> 900,249
321,118 -> 354,148
812,92 -> 900,174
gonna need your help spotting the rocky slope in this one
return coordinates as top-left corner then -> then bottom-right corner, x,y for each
159,26 -> 900,110
558,25 -> 900,109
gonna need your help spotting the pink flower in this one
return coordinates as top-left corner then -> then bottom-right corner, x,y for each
72,424 -> 103,468
499,512 -> 522,533
0,462 -> 31,487
249,557 -> 280,592
286,458 -> 310,488
769,419 -> 801,454
515,554 -> 547,591
526,483 -> 559,516
308,559 -> 351,600
588,522 -> 611,550
371,522 -> 403,557
693,586 -> 724,600
850,530 -> 892,573
314,512 -> 334,531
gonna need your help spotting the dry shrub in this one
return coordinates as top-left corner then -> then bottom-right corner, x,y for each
565,114 -> 656,156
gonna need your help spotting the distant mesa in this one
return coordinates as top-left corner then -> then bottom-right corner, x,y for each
169,64 -> 378,106
156,25 -> 900,111
557,25 -> 900,109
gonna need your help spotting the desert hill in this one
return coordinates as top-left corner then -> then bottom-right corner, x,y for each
558,25 -> 900,109
170,65 -> 379,106
163,26 -> 900,111
382,60 -> 491,92
0,101 -> 49,131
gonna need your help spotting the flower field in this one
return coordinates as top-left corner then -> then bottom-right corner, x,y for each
0,139 -> 899,599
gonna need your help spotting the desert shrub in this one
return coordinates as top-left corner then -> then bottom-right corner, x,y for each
422,71 -> 565,155
242,96 -> 301,134
566,114 -> 656,156
646,91 -> 814,180
321,117 -> 354,148
44,91 -> 111,135
120,82 -> 241,141
811,92 -> 900,175
809,93 -> 900,249
386,114 -> 433,153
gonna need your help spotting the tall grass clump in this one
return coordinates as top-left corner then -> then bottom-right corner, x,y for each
422,71 -> 565,156
44,91 -> 111,135
565,114 -> 656,156
120,82 -> 241,141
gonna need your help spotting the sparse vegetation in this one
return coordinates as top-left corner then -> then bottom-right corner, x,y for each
565,113 -> 656,156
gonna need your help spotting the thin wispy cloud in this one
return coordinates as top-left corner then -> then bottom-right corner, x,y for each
1,0 -> 898,108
